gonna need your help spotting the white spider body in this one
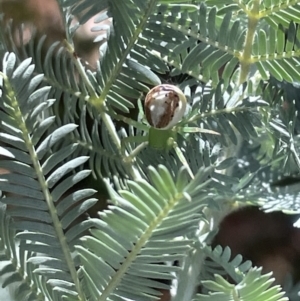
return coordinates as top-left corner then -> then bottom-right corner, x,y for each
144,84 -> 187,130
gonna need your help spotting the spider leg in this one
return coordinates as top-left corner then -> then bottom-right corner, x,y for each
168,137 -> 195,179
178,126 -> 220,135
121,135 -> 149,162
108,93 -> 150,131
112,112 -> 149,131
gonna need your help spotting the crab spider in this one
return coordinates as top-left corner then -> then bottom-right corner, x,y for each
120,84 -> 219,179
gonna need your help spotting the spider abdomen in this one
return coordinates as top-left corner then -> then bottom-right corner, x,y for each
144,84 -> 187,130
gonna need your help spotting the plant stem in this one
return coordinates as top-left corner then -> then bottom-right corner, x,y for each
171,203 -> 235,301
64,40 -> 97,98
171,247 -> 205,301
95,0 -> 158,106
65,41 -> 141,180
1,72 -> 86,301
238,0 -> 260,85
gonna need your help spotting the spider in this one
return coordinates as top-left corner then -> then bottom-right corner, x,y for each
120,84 -> 219,179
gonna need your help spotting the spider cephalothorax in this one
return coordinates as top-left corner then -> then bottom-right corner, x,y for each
144,84 -> 187,130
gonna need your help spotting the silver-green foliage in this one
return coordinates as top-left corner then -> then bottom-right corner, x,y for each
0,0 -> 299,301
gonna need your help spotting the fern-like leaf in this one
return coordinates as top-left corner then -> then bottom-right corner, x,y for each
195,267 -> 288,301
202,245 -> 252,283
0,52 -> 98,300
77,165 -> 220,301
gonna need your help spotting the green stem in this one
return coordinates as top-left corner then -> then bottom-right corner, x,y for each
65,0 -> 158,181
171,248 -> 205,301
172,202 -> 238,301
2,73 -> 86,301
64,41 -> 97,98
95,0 -> 158,107
238,0 -> 260,85
65,41 -> 141,180
99,180 -> 184,301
